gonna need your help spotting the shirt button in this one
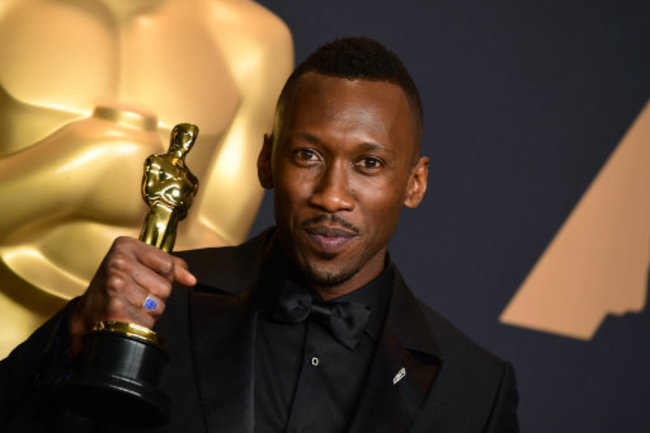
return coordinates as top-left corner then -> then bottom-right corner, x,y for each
311,356 -> 320,366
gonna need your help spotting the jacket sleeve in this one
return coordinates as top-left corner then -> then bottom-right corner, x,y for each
484,361 -> 520,433
0,300 -> 77,428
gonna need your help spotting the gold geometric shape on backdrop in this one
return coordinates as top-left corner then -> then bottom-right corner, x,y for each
500,99 -> 650,340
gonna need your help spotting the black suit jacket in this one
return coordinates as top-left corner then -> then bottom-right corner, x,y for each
0,229 -> 519,432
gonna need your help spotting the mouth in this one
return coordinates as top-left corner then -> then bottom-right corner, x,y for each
303,225 -> 357,253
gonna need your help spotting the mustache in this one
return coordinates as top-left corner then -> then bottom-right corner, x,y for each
300,214 -> 360,234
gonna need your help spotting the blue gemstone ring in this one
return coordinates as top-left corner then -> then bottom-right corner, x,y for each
143,296 -> 158,311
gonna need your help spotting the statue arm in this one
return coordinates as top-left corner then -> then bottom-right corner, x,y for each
0,120 -> 161,242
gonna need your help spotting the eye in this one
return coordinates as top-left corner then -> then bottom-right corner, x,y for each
292,148 -> 321,164
356,156 -> 385,172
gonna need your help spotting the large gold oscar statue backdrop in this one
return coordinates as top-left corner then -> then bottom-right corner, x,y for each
0,0 -> 294,358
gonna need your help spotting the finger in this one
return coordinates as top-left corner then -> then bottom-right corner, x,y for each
140,293 -> 165,316
131,240 -> 179,280
103,292 -> 160,329
172,257 -> 197,287
118,238 -> 196,287
119,281 -> 166,319
104,295 -> 148,325
129,308 -> 157,330
121,280 -> 150,310
103,248 -> 173,300
130,263 -> 174,300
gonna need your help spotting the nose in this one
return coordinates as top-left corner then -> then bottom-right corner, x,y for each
309,161 -> 354,213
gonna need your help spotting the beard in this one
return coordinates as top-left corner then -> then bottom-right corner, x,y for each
300,255 -> 360,287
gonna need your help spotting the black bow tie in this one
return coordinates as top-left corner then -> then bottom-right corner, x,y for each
272,284 -> 372,350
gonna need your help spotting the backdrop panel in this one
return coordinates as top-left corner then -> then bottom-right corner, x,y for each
251,1 -> 650,432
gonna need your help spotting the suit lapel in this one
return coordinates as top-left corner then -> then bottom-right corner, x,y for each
189,288 -> 257,433
180,231 -> 272,433
349,268 -> 442,433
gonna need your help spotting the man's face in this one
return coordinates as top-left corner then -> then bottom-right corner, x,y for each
259,72 -> 428,295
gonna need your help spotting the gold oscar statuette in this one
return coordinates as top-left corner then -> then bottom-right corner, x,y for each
58,124 -> 200,427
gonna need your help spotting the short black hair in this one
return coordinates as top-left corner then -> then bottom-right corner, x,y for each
274,36 -> 423,139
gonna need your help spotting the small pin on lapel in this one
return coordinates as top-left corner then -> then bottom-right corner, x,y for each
392,367 -> 406,385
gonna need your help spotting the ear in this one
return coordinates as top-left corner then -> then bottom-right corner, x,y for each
257,133 -> 274,189
403,156 -> 429,209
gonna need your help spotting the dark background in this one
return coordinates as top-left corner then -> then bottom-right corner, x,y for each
249,1 -> 650,432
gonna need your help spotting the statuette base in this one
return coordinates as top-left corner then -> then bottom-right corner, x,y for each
58,328 -> 170,426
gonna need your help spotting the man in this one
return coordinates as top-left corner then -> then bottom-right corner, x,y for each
0,37 -> 519,432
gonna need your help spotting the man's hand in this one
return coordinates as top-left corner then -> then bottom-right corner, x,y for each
69,236 -> 197,354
